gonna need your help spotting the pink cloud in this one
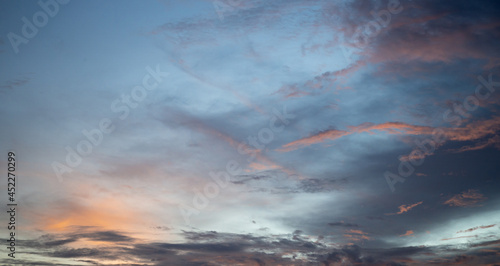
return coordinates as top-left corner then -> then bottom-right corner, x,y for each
278,117 -> 500,153
449,135 -> 500,153
399,230 -> 414,237
278,121 -> 433,152
344,229 -> 371,242
396,201 -> 423,214
457,224 -> 496,234
385,201 -> 423,215
277,129 -> 349,152
444,189 -> 487,207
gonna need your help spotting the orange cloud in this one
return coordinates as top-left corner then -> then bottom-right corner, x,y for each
444,189 -> 487,207
443,117 -> 500,142
278,129 -> 349,152
450,135 -> 500,153
344,229 -> 371,242
457,224 -> 496,234
26,198 -> 151,233
278,116 -> 500,153
399,152 -> 428,162
385,201 -> 423,215
347,229 -> 364,234
278,121 -> 434,152
396,201 -> 423,214
400,230 -> 414,237
347,122 -> 434,135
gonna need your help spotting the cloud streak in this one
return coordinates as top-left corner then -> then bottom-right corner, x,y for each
444,189 -> 487,207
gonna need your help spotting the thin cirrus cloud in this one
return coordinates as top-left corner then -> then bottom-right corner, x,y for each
444,189 -> 487,207
277,121 -> 433,152
344,229 -> 371,242
278,117 -> 500,153
399,230 -> 415,237
457,224 -> 496,234
386,201 -> 423,215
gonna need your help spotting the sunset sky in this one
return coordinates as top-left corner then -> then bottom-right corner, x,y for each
1,0 -> 500,265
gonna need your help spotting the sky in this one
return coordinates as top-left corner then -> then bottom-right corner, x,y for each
0,0 -> 500,265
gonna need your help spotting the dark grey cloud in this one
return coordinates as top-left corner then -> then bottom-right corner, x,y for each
12,230 -> 135,253
298,177 -> 348,193
231,173 -> 273,185
50,248 -> 102,258
44,238 -> 78,247
75,231 -> 134,243
6,228 -> 500,265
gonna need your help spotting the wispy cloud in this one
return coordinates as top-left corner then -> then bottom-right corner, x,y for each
0,76 -> 30,90
279,116 -> 500,153
344,229 -> 371,242
399,230 -> 414,237
386,201 -> 423,215
328,221 -> 359,228
444,189 -> 487,207
457,224 -> 496,234
278,121 -> 434,152
441,235 -> 477,241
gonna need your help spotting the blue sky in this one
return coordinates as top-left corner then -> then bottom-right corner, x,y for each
1,0 -> 500,265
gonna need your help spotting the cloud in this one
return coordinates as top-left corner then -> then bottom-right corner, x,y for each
457,224 -> 496,234
19,230 -> 135,249
273,61 -> 364,98
297,177 -> 347,193
444,189 -> 487,207
22,195 -> 158,234
75,231 -> 134,243
50,248 -> 102,258
450,135 -> 500,153
7,227 -> 500,266
353,0 -> 500,70
399,230 -> 414,237
0,76 -> 30,91
278,129 -> 350,152
279,116 -> 500,155
4,0 -> 500,265
234,172 -> 346,194
328,221 -> 359,228
387,201 -> 423,215
441,235 -> 477,241
471,239 -> 500,248
443,117 -> 500,142
231,173 -> 273,185
278,121 -> 433,152
344,229 -> 371,242
157,106 -> 301,179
